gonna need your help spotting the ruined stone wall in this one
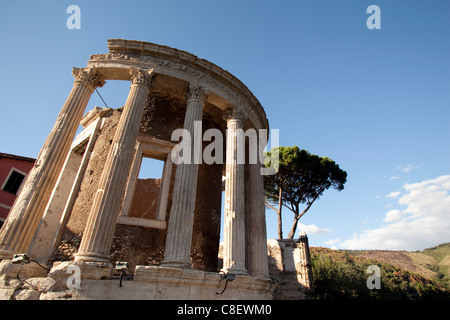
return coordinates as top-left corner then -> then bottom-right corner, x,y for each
139,93 -> 186,141
109,168 -> 176,271
217,238 -> 314,300
267,238 -> 314,300
128,178 -> 161,220
191,160 -> 222,271
190,114 -> 224,272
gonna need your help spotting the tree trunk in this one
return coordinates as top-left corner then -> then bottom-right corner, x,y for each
277,207 -> 283,239
286,193 -> 321,239
287,214 -> 299,239
277,187 -> 283,239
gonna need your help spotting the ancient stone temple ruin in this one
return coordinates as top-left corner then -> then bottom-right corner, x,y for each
0,39 -> 313,300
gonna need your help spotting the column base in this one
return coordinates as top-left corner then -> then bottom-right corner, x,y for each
0,250 -> 14,261
221,266 -> 248,276
159,259 -> 192,269
73,251 -> 110,263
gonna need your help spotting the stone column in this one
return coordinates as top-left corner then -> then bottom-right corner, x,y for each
246,161 -> 270,278
161,84 -> 208,269
74,67 -> 153,263
27,109 -> 109,264
221,108 -> 248,275
0,67 -> 105,260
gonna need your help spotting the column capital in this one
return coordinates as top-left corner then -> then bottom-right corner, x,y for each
72,67 -> 106,90
185,83 -> 209,103
223,107 -> 247,125
130,67 -> 154,88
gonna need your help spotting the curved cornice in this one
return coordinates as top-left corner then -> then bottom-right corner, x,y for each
87,39 -> 269,131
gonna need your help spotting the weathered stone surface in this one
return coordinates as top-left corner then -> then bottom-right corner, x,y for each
48,261 -> 113,292
0,238 -> 313,300
222,109 -> 247,275
162,84 -> 208,269
14,288 -> 41,300
128,178 -> 161,219
267,238 -> 314,300
39,290 -> 85,300
109,224 -> 166,272
0,260 -> 48,279
133,265 -> 272,300
0,288 -> 15,300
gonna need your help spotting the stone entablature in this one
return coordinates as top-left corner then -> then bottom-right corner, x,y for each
88,39 -> 269,132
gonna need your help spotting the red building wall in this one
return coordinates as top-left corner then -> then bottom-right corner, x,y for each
0,153 -> 35,224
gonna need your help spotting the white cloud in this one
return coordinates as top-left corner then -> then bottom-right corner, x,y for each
298,223 -> 329,235
396,163 -> 419,173
390,176 -> 400,180
339,175 -> 450,251
383,209 -> 402,222
386,191 -> 401,199
325,238 -> 341,246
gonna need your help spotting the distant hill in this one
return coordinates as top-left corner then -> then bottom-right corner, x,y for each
310,243 -> 450,300
349,243 -> 450,289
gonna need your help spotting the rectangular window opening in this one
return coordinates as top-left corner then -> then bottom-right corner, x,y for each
127,156 -> 165,220
138,156 -> 165,179
2,170 -> 26,194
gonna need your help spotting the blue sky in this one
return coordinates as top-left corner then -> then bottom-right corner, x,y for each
1,1 -> 449,250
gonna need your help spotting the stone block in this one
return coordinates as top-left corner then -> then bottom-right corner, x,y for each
47,261 -> 112,292
134,265 -> 160,282
203,271 -> 221,287
156,282 -> 189,300
14,289 -> 41,300
154,266 -> 183,284
181,268 -> 206,285
0,259 -> 48,280
21,277 -> 46,291
39,290 -> 85,300
0,288 -> 15,300
49,261 -> 113,280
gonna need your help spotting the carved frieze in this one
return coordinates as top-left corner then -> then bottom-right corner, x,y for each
89,51 -> 265,130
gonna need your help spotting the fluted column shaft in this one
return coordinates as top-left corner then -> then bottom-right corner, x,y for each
74,67 -> 153,263
0,67 -> 105,260
222,109 -> 248,275
246,161 -> 269,278
161,84 -> 208,268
